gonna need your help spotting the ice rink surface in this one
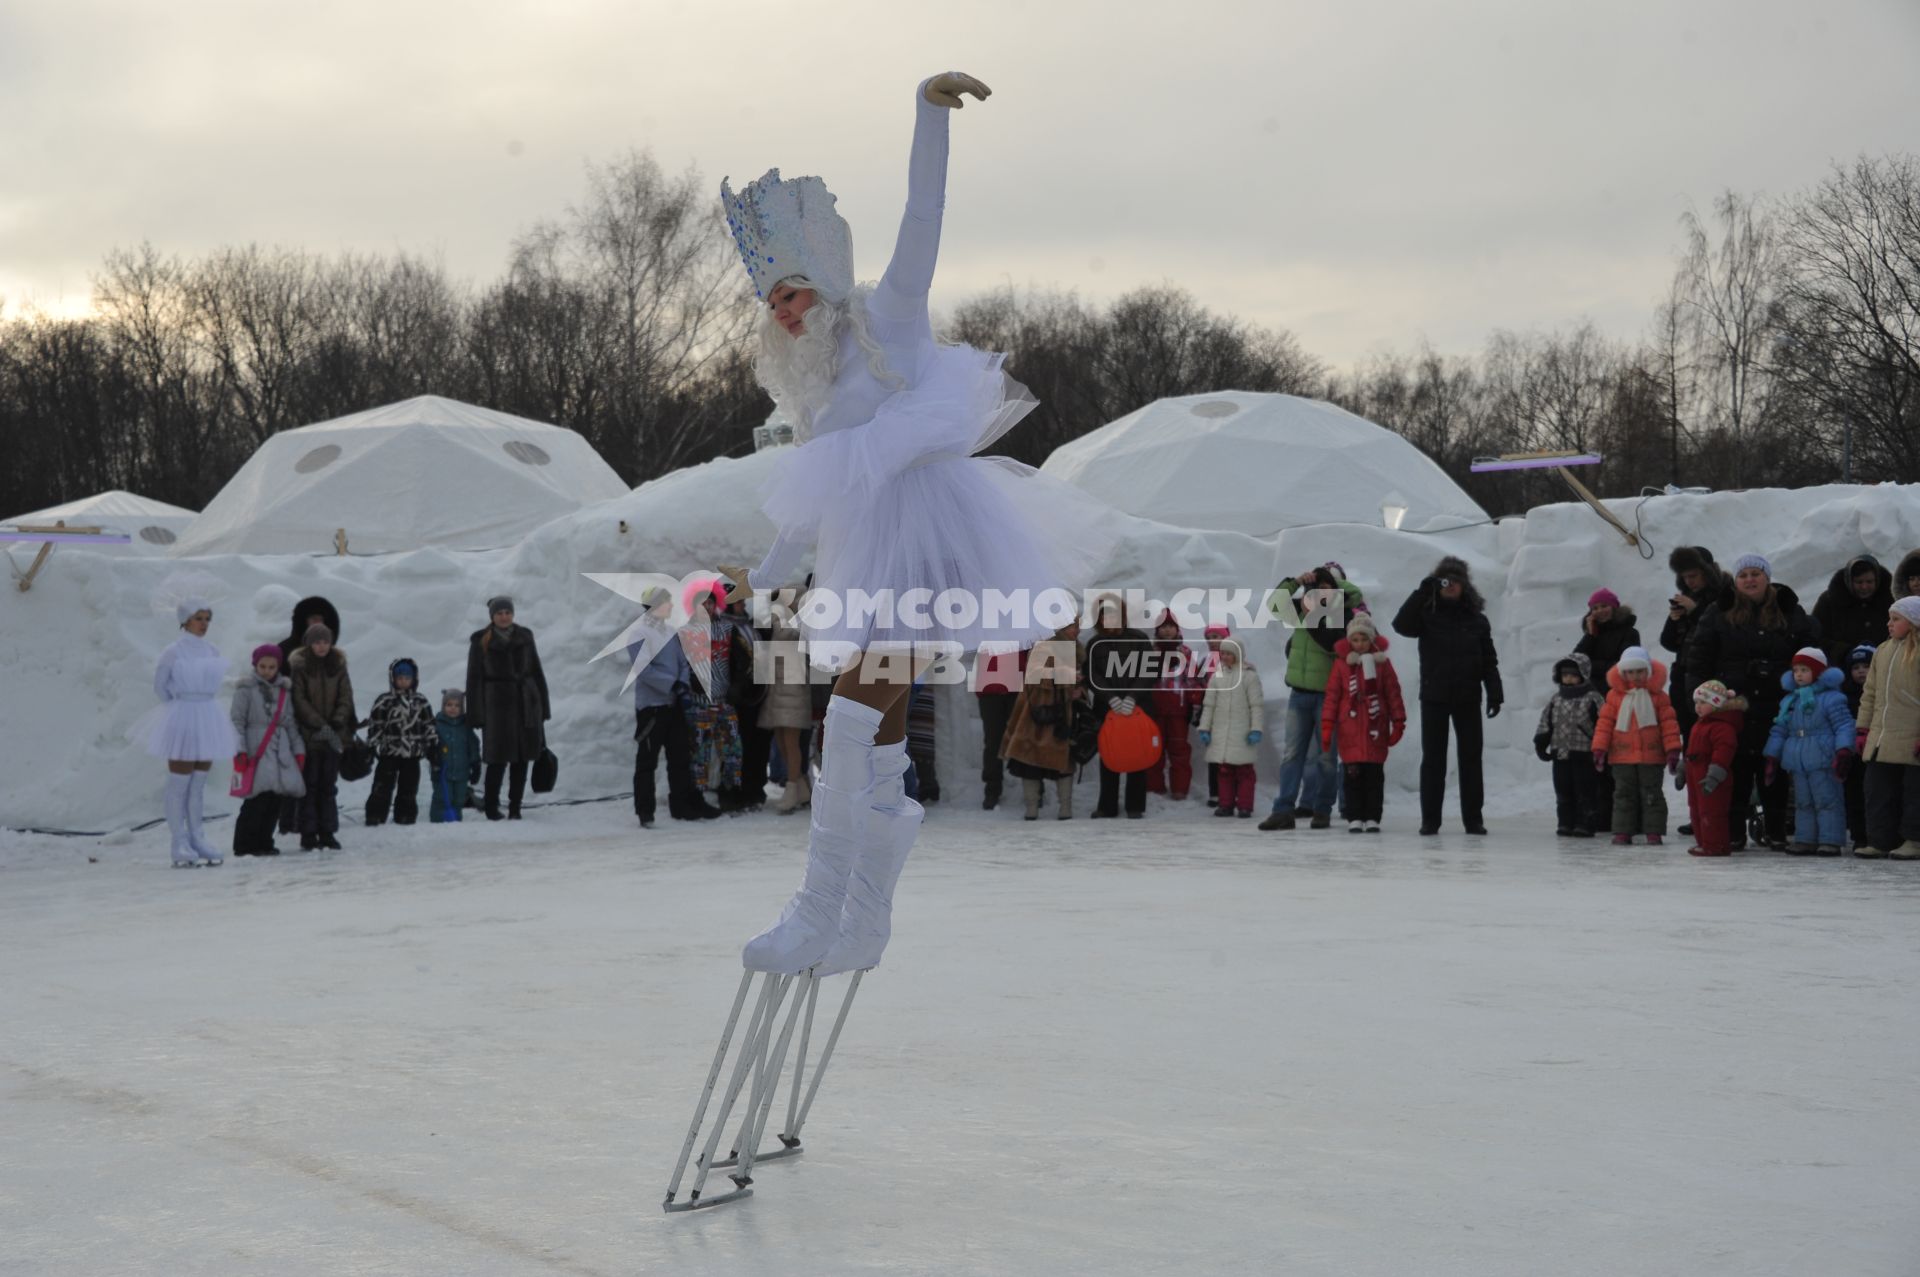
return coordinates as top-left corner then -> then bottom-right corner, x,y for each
5,796 -> 1918,1276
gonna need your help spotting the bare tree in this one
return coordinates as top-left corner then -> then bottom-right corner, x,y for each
1773,155 -> 1920,481
1676,191 -> 1784,486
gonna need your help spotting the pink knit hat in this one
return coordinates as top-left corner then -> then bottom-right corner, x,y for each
1588,588 -> 1620,609
250,643 -> 282,665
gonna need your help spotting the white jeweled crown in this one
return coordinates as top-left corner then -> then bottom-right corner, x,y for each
720,168 -> 855,302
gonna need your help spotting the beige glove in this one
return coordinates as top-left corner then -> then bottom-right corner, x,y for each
716,564 -> 753,602
924,72 -> 992,109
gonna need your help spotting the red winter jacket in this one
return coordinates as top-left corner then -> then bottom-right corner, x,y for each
1320,637 -> 1406,763
1684,706 -> 1744,780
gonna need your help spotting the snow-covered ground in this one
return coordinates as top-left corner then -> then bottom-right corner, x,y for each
6,795 -> 1918,1276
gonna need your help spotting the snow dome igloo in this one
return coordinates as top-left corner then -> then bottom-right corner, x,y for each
6,490 -> 197,554
170,396 -> 631,557
1040,391 -> 1488,536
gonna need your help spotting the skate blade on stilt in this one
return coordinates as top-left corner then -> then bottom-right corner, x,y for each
662,968 -> 867,1211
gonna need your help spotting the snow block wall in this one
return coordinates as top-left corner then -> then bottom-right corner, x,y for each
7,462 -> 1920,832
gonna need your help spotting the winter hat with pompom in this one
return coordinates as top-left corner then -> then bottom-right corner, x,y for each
250,643 -> 282,666
1346,612 -> 1378,639
1693,679 -> 1733,710
1790,647 -> 1827,677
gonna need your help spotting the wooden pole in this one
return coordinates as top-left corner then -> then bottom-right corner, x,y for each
14,541 -> 54,592
1556,466 -> 1639,548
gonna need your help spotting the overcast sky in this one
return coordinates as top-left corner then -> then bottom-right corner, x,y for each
3,0 -> 1916,367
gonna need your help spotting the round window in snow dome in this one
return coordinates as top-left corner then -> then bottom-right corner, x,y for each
504,440 -> 551,466
138,525 -> 177,545
1191,400 -> 1240,419
295,444 -> 342,474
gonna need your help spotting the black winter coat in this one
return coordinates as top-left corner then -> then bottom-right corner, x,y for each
1084,628 -> 1153,711
1390,585 -> 1503,708
1810,556 -> 1892,668
1685,583 -> 1820,750
1574,607 -> 1642,689
465,624 -> 551,764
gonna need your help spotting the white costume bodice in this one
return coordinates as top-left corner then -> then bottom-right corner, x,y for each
155,633 -> 228,703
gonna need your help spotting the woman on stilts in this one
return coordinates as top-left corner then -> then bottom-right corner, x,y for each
716,71 -> 1103,977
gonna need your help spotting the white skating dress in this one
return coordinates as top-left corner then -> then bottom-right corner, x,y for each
748,88 -> 1108,669
142,633 -> 239,761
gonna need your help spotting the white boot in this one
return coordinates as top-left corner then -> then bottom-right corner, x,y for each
742,697 -> 883,973
165,773 -> 197,867
1055,775 -> 1074,820
775,771 -> 810,815
186,771 -> 223,865
818,741 -> 924,976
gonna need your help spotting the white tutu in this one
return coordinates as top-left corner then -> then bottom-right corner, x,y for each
760,343 -> 1110,668
136,636 -> 239,761
139,697 -> 240,761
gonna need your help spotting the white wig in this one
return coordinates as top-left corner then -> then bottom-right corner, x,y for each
752,278 -> 903,438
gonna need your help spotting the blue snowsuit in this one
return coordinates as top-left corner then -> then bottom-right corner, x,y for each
1763,667 -> 1855,847
432,710 -> 482,823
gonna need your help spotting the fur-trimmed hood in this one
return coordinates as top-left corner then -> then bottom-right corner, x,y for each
1552,652 -> 1593,687
1606,657 -> 1670,692
1669,546 -> 1725,595
1893,550 -> 1920,597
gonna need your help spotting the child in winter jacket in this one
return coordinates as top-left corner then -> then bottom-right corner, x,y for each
1145,608 -> 1204,801
1843,643 -> 1875,848
432,689 -> 482,823
229,644 -> 307,856
1198,638 -> 1265,818
365,658 -> 439,826
1320,613 -> 1405,832
1533,652 -> 1607,838
1685,680 -> 1746,856
1591,646 -> 1683,845
1763,647 -> 1856,854
1853,598 -> 1920,858
288,624 -> 355,850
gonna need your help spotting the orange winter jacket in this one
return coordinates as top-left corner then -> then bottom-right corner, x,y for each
1591,660 -> 1683,764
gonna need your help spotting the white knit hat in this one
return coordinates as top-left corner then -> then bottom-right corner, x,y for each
1616,645 -> 1651,673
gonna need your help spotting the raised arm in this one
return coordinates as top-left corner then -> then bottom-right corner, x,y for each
868,73 -> 989,326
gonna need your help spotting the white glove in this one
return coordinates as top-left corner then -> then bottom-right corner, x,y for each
924,72 -> 992,109
1111,696 -> 1135,716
